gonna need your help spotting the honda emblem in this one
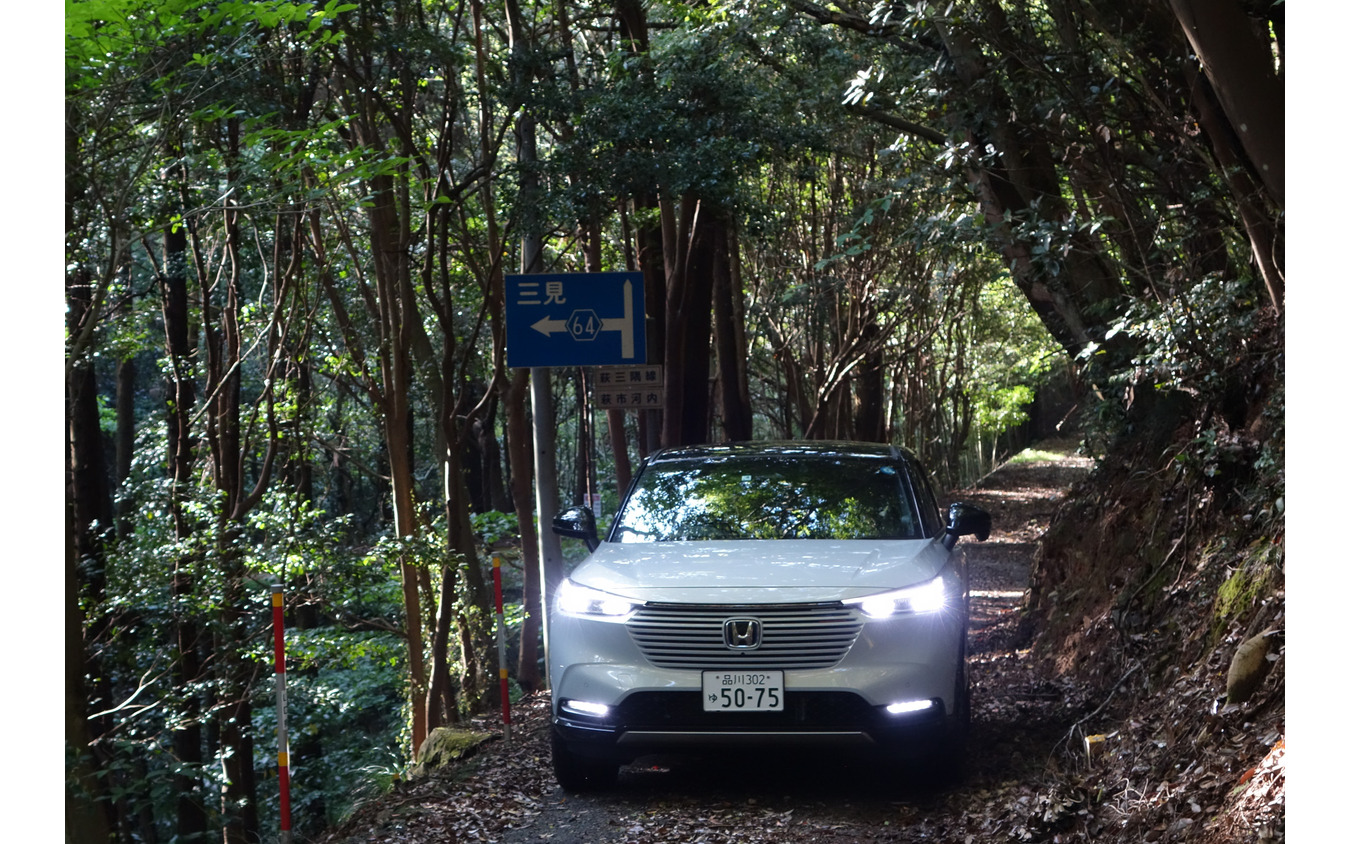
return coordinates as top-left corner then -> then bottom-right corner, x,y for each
723,618 -> 762,650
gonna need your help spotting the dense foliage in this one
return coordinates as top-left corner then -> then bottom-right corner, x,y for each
66,1 -> 1281,842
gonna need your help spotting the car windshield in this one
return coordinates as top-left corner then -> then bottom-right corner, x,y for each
611,453 -> 922,542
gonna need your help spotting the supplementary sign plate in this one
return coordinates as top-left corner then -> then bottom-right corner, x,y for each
594,365 -> 663,409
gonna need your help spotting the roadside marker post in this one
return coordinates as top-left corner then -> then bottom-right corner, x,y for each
270,585 -> 293,844
493,555 -> 512,741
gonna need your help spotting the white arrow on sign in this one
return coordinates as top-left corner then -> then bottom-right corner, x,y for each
529,316 -> 568,335
528,279 -> 636,359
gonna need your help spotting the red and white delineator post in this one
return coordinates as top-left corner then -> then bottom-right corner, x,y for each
270,585 -> 293,844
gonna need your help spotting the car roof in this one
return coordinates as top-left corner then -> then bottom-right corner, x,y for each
643,440 -> 920,466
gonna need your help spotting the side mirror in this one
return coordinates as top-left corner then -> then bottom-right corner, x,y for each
552,506 -> 599,552
943,502 -> 992,550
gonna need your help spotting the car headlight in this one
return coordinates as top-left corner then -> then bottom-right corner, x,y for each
556,579 -> 638,618
845,577 -> 947,618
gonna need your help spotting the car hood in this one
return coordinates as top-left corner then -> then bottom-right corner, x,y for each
566,538 -> 952,604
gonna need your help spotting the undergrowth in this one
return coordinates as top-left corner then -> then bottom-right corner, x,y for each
1023,323 -> 1284,841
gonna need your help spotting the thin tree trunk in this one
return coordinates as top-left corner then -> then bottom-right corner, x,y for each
614,0 -> 666,453
205,156 -> 260,841
159,216 -> 209,841
309,190 -> 429,748
854,324 -> 886,443
607,410 -> 633,495
114,357 -> 136,539
373,163 -> 430,755
495,0 -> 548,692
505,370 -> 543,690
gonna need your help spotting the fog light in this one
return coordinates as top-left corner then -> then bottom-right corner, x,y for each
885,699 -> 936,715
561,699 -> 611,719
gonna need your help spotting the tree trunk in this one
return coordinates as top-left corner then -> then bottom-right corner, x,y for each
504,370 -> 543,690
65,515 -> 113,844
574,368 -> 593,504
636,206 -> 666,454
854,324 -> 886,443
614,0 -> 667,454
425,199 -> 462,731
427,456 -> 458,728
202,165 -> 261,842
64,109 -> 114,840
66,275 -> 117,843
114,356 -> 136,539
1181,58 -> 1284,311
439,362 -> 492,719
713,223 -> 753,442
1166,0 -> 1283,209
468,0 -> 546,693
158,217 -> 210,841
931,11 -> 1125,356
661,199 -> 722,446
479,404 -> 512,512
372,160 -> 431,753
453,479 -> 492,713
607,410 -> 633,495
579,220 -> 604,493
433,407 -> 499,721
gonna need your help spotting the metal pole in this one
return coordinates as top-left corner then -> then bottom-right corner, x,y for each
270,584 -> 292,844
530,367 -> 563,689
493,554 -> 512,741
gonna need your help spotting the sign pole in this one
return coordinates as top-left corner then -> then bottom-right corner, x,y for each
514,100 -> 563,688
530,366 -> 562,688
270,585 -> 292,844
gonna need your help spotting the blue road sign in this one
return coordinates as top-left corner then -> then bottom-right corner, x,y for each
505,272 -> 646,368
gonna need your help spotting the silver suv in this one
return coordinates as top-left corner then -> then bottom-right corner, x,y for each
548,441 -> 991,790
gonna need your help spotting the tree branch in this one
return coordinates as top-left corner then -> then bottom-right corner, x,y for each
786,0 -> 909,40
845,103 -> 947,144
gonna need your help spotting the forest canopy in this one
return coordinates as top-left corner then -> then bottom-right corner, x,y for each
64,1 -> 1284,841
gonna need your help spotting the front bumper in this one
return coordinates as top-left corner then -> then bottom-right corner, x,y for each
549,591 -> 965,763
553,689 -> 952,763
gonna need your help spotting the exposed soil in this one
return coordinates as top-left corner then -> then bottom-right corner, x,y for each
315,440 -> 1283,844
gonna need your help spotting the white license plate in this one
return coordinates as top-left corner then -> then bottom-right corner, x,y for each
701,670 -> 784,712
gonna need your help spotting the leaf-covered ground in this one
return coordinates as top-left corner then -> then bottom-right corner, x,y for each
315,441 -> 1284,844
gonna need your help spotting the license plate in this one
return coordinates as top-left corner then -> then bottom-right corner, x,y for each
701,670 -> 784,712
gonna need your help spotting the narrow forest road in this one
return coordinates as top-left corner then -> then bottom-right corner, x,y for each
318,441 -> 1095,844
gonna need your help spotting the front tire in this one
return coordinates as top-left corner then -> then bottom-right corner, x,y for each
551,731 -> 619,792
929,651 -> 971,786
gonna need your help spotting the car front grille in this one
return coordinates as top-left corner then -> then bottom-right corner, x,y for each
627,603 -> 863,669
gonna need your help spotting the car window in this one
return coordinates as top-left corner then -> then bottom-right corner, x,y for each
610,455 -> 922,542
